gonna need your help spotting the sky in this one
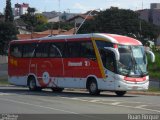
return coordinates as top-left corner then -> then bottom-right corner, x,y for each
0,0 -> 160,13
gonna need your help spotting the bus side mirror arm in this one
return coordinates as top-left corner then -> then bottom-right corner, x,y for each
104,47 -> 120,61
145,50 -> 155,63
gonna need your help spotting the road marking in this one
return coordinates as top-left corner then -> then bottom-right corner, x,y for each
0,98 -> 78,114
61,97 -> 88,102
90,100 -> 100,102
59,96 -> 160,113
135,105 -> 148,108
0,93 -> 11,96
0,89 -> 159,113
111,102 -> 121,105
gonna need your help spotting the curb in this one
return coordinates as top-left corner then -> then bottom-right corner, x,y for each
128,91 -> 160,96
0,85 -> 160,96
0,84 -> 14,87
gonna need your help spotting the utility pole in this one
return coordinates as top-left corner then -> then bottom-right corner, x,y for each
139,0 -> 143,39
75,9 -> 100,34
58,0 -> 61,34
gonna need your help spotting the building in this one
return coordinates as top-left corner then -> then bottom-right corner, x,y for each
14,19 -> 30,34
42,11 -> 61,19
151,3 -> 160,9
68,15 -> 94,26
14,3 -> 29,16
137,3 -> 160,26
44,11 -> 79,23
17,28 -> 75,40
48,16 -> 63,23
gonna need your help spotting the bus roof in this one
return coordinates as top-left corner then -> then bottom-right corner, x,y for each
11,33 -> 142,45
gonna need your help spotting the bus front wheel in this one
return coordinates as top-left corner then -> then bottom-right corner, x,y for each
115,91 -> 126,96
88,80 -> 100,95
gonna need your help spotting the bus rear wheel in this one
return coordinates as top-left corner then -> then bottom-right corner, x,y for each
88,80 -> 100,95
28,77 -> 41,91
115,91 -> 126,96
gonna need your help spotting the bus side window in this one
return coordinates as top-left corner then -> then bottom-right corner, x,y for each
23,44 -> 36,58
49,44 -> 61,57
35,43 -> 49,58
67,42 -> 81,58
81,42 -> 96,59
49,42 -> 65,58
10,45 -> 22,58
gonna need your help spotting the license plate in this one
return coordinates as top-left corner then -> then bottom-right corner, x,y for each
132,86 -> 138,90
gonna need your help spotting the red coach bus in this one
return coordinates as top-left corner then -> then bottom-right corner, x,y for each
8,33 -> 155,96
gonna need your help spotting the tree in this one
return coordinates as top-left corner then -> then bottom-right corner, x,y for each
27,7 -> 36,15
34,22 -> 74,32
21,13 -> 47,31
5,0 -> 13,22
35,13 -> 48,24
78,7 -> 160,42
0,22 -> 18,55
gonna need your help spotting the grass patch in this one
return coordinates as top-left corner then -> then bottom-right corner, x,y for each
148,87 -> 160,92
0,76 -> 8,85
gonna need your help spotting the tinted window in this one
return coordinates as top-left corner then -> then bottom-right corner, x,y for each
67,42 -> 81,57
35,43 -> 49,58
101,50 -> 115,72
10,44 -> 22,58
96,40 -> 116,72
96,40 -> 113,50
23,43 -> 36,58
81,42 -> 96,58
66,41 -> 96,58
49,42 -> 66,57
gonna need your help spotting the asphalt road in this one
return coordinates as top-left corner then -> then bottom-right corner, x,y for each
0,86 -> 160,115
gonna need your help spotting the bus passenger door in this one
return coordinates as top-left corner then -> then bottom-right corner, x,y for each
100,50 -> 116,90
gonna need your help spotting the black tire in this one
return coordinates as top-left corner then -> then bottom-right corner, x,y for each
51,87 -> 64,92
28,77 -> 41,91
88,79 -> 100,95
115,91 -> 126,96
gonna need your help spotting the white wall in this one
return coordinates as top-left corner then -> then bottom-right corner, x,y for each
0,55 -> 8,64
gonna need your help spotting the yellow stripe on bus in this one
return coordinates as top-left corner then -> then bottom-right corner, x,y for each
92,38 -> 106,79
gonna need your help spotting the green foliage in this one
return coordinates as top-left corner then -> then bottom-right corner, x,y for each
0,78 -> 8,85
21,11 -> 74,32
148,87 -> 160,92
21,13 -> 49,31
0,22 -> 18,55
50,22 -> 74,30
78,8 -> 160,41
27,7 -> 36,15
148,51 -> 160,79
34,22 -> 74,32
20,14 -> 37,30
35,14 -> 48,24
5,0 -> 13,22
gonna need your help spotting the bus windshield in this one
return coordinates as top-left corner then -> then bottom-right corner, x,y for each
117,45 -> 147,77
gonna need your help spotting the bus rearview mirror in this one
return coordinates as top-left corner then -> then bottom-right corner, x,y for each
104,47 -> 120,61
145,50 -> 155,63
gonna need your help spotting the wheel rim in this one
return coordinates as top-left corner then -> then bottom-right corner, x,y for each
90,82 -> 97,92
30,79 -> 35,89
